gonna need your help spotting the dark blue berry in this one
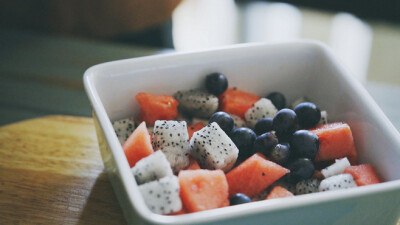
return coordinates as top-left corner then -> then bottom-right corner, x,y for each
231,127 -> 257,158
253,132 -> 278,157
269,143 -> 290,165
266,92 -> 286,110
254,118 -> 273,136
205,73 -> 228,95
273,109 -> 298,140
229,193 -> 252,205
209,111 -> 234,135
286,158 -> 315,183
290,130 -> 319,159
294,102 -> 321,129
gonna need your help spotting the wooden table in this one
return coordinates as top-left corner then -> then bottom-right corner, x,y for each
0,116 -> 126,224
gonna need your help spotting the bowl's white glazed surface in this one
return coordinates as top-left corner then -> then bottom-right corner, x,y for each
84,41 -> 400,225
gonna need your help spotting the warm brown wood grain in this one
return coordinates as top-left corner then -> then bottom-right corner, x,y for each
0,116 -> 126,224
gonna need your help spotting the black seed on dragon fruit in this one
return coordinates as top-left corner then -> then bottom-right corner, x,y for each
173,89 -> 218,118
112,117 -> 135,145
295,178 -> 321,195
131,151 -> 173,185
245,98 -> 277,129
189,122 -> 239,172
138,175 -> 182,214
152,120 -> 190,174
319,174 -> 357,192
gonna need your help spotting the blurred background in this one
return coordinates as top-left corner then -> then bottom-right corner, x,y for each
1,0 -> 399,127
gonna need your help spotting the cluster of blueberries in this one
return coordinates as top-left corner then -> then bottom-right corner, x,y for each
204,73 -> 322,205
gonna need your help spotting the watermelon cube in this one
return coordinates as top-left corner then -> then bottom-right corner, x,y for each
178,169 -> 229,212
226,153 -> 289,197
265,186 -> 294,200
218,88 -> 260,118
135,92 -> 178,126
344,164 -> 381,186
122,121 -> 154,167
310,122 -> 358,164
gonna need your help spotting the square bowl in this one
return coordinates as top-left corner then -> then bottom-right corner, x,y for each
84,41 -> 400,225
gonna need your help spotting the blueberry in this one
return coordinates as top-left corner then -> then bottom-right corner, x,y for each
209,111 -> 235,135
229,193 -> 252,205
269,143 -> 291,165
290,130 -> 319,159
286,158 -> 315,183
266,92 -> 286,110
294,102 -> 321,129
231,128 -> 257,158
272,109 -> 298,140
205,73 -> 228,95
253,132 -> 278,157
254,118 -> 273,136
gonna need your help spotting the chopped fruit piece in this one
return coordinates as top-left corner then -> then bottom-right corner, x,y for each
310,122 -> 358,164
218,88 -> 260,118
179,169 -> 229,212
123,122 -> 154,167
344,164 -> 381,186
136,92 -> 178,126
266,186 -> 294,200
226,153 -> 289,197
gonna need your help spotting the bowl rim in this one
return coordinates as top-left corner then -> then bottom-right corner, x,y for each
83,40 -> 400,224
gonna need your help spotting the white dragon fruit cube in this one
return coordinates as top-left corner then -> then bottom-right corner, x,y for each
295,178 -> 320,195
138,175 -> 182,215
189,122 -> 239,172
317,110 -> 328,126
319,174 -> 357,192
112,117 -> 135,145
131,151 -> 173,185
245,98 -> 277,129
173,89 -> 218,118
152,120 -> 190,174
231,114 -> 246,128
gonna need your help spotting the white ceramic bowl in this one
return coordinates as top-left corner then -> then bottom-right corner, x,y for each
84,41 -> 400,225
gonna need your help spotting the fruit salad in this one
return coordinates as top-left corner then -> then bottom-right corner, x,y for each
111,73 -> 382,215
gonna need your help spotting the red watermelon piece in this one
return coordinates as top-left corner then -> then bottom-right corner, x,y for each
265,186 -> 294,200
218,88 -> 260,118
187,122 -> 205,139
226,153 -> 289,197
310,122 -> 358,164
122,122 -> 154,167
135,92 -> 178,126
178,169 -> 229,212
344,164 -> 381,186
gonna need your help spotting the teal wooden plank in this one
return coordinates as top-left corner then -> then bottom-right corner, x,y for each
0,29 -> 159,83
0,107 -> 47,126
0,76 -> 91,118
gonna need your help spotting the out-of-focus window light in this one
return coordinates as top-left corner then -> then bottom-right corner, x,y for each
172,0 -> 372,83
172,0 -> 239,51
